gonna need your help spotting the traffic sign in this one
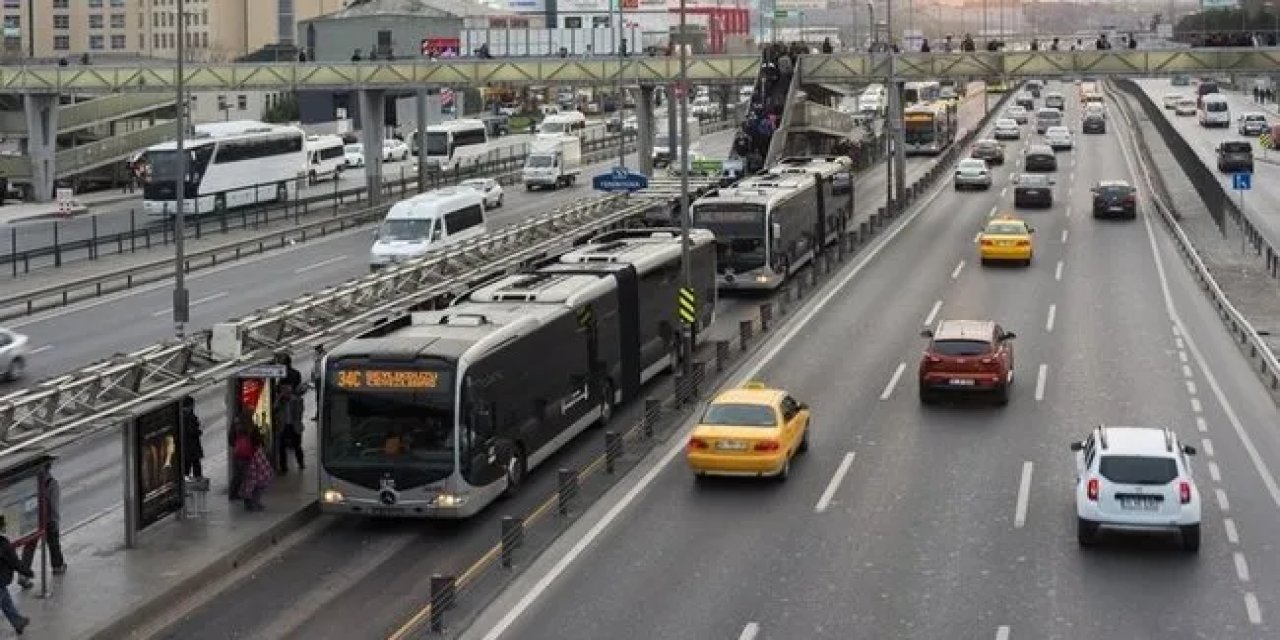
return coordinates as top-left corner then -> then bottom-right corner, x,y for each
593,166 -> 649,193
774,10 -> 790,18
677,287 -> 697,325
576,304 -> 595,329
1233,172 -> 1252,190
1260,132 -> 1273,150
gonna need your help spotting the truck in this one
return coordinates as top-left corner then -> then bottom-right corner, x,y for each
522,134 -> 582,190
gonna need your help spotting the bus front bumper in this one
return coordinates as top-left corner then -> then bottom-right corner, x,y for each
718,271 -> 780,290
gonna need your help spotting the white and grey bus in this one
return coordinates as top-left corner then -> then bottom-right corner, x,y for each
142,120 -> 306,215
767,155 -> 855,247
415,119 -> 490,171
318,229 -> 717,518
304,134 -> 346,184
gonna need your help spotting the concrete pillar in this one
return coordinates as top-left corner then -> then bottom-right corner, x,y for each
23,93 -> 59,202
637,85 -> 655,177
416,88 -> 428,194
358,89 -> 386,205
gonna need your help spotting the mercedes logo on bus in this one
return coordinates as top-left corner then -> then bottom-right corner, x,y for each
379,489 -> 398,505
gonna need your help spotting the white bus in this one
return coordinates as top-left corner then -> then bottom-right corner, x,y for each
142,120 -> 306,215
903,102 -> 957,155
368,187 -> 488,270
415,119 -> 490,171
538,110 -> 588,136
305,134 -> 346,184
902,81 -> 942,105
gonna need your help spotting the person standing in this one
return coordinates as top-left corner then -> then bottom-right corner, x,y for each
18,473 -> 66,589
181,396 -> 204,479
228,408 -> 255,500
0,516 -> 31,635
274,383 -> 305,474
239,431 -> 273,511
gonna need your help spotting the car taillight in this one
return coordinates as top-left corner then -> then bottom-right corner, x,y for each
688,438 -> 709,450
1087,477 -> 1100,501
754,440 -> 781,452
1180,481 -> 1192,504
980,238 -> 995,246
1123,195 -> 1136,204
924,352 -> 942,363
1015,239 -> 1031,246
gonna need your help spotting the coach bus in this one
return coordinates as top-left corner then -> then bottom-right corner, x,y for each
415,119 -> 491,171
903,102 -> 957,155
317,229 -> 717,518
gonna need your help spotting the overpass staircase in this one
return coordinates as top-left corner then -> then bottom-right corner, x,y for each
762,63 -> 873,168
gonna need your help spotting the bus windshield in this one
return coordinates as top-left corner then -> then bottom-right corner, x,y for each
904,118 -> 936,144
425,132 -> 450,156
541,122 -> 569,134
694,203 -> 767,271
145,145 -> 214,184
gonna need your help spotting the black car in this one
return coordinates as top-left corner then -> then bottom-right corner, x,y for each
1026,80 -> 1043,98
1082,114 -> 1106,134
1015,93 -> 1036,111
1023,144 -> 1057,172
1216,141 -> 1254,173
1015,173 -> 1055,208
971,139 -> 1006,165
1091,181 -> 1137,219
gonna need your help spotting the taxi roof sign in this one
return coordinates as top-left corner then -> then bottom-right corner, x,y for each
742,381 -> 769,389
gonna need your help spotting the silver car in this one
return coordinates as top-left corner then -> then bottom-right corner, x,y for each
953,158 -> 993,190
0,328 -> 29,381
993,118 -> 1021,140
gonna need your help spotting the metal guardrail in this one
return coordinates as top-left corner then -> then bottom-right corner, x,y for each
1109,79 -> 1280,400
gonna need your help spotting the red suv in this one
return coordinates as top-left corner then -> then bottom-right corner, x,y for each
918,320 -> 1016,405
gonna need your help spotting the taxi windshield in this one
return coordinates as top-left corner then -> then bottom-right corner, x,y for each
986,222 -> 1025,235
700,403 -> 777,427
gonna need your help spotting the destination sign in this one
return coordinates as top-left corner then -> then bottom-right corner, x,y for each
334,369 -> 444,390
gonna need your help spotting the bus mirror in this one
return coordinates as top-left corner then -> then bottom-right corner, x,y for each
772,222 -> 782,239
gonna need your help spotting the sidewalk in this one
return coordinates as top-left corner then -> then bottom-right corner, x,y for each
0,190 -> 141,225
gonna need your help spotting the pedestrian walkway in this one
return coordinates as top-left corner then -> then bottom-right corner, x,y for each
0,190 -> 140,225
11,408 -> 322,639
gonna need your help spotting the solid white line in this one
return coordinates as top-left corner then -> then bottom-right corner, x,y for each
1216,488 -> 1231,512
1178,351 -> 1188,364
1234,552 -> 1251,582
738,622 -> 761,640
150,291 -> 228,317
814,452 -> 857,513
1061,229 -> 1069,244
27,345 -> 53,355
1244,592 -> 1262,625
475,178 -> 951,640
924,300 -> 943,326
1181,364 -> 1194,378
1202,438 -> 1215,458
1045,304 -> 1057,332
1196,416 -> 1208,432
293,254 -> 348,274
951,260 -> 965,279
1186,380 -> 1198,395
881,362 -> 907,401
1034,363 -> 1048,401
995,626 -> 1011,640
1014,461 -> 1033,528
989,205 -> 998,218
1190,397 -> 1203,414
1209,461 -> 1222,483
1225,518 -> 1240,544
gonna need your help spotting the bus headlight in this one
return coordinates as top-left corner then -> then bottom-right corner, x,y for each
755,274 -> 770,283
431,493 -> 468,508
322,489 -> 345,504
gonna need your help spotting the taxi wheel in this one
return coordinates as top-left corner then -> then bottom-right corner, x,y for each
775,457 -> 791,482
1077,517 -> 1098,546
994,384 -> 1010,406
1023,256 -> 1033,267
798,424 -> 810,453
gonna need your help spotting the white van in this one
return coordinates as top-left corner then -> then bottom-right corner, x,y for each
539,110 -> 588,136
305,135 -> 345,184
1035,107 -> 1063,134
369,187 -> 488,270
1198,93 -> 1231,128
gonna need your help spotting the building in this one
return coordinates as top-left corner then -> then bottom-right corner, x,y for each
301,0 -> 490,62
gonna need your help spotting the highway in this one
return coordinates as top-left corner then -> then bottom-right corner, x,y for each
454,82 -> 1280,640
143,98 -> 993,639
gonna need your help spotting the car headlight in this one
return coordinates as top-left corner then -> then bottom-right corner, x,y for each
323,489 -> 345,504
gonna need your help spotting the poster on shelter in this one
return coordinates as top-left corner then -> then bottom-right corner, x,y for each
134,400 -> 183,530
0,474 -> 40,542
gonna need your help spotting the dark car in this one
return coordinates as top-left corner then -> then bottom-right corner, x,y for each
918,319 -> 1016,405
1172,74 -> 1191,86
481,114 -> 510,137
1014,173 -> 1055,208
1091,180 -> 1137,219
1082,114 -> 1106,134
971,139 -> 1006,165
1015,93 -> 1036,111
1023,144 -> 1057,172
1026,80 -> 1044,98
1196,81 -> 1220,107
1216,141 -> 1254,173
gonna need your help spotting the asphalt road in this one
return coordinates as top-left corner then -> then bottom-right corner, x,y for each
1133,79 -> 1280,248
456,82 -> 1280,640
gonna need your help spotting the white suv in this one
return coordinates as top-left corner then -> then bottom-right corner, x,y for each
1071,425 -> 1201,552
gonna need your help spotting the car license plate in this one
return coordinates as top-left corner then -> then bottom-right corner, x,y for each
1000,240 -> 1016,246
370,507 -> 405,516
1109,206 -> 1124,212
1024,190 -> 1039,195
949,378 -> 975,386
716,440 -> 748,451
1120,498 -> 1158,511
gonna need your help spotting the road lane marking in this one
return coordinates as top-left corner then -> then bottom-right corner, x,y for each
1014,461 -> 1033,528
1190,397 -> 1202,414
1182,364 -> 1194,378
995,626 -> 1011,640
293,254 -> 348,274
1244,593 -> 1262,625
1174,337 -> 1185,350
739,622 -> 761,640
1196,416 -> 1208,432
951,260 -> 965,279
1225,518 -> 1240,544
1186,380 -> 1198,395
1065,206 -> 1071,218
1000,186 -> 1008,197
1045,304 -> 1056,332
924,300 -> 943,326
1034,364 -> 1048,401
1209,461 -> 1222,483
1061,229 -> 1069,244
974,231 -> 982,244
1216,488 -> 1231,512
1054,260 -> 1063,281
881,362 -> 907,401
1202,438 -> 1215,458
1234,552 -> 1251,582
27,345 -> 53,355
1179,351 -> 1188,364
150,291 -> 228,317
989,205 -> 998,218
814,452 -> 857,513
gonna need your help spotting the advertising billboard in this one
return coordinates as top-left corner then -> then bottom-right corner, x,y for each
133,400 -> 183,530
1201,0 -> 1239,8
0,474 -> 39,543
774,0 -> 829,9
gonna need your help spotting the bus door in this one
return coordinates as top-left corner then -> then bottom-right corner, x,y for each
812,174 -> 828,253
610,266 -> 642,403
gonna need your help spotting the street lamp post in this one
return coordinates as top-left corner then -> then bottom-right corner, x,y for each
868,1 -> 876,48
677,0 -> 694,371
616,0 -> 626,169
173,0 -> 190,338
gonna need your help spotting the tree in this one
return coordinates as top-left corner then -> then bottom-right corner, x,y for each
263,93 -> 299,123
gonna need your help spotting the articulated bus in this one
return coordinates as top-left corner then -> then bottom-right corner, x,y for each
902,81 -> 941,105
318,229 -> 716,518
903,102 -> 958,155
767,155 -> 855,247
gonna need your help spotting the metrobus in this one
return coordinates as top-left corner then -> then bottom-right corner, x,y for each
902,81 -> 941,105
304,134 -> 346,184
317,229 -> 717,518
415,119 -> 491,171
903,102 -> 957,155
767,155 -> 855,246
142,121 -> 306,215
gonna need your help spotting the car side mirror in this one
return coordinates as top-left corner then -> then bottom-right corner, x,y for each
1183,444 -> 1197,455
1049,178 -> 1057,185
1003,331 -> 1017,340
920,329 -> 934,338
1070,441 -> 1084,452
1028,227 -> 1036,234
798,402 -> 809,412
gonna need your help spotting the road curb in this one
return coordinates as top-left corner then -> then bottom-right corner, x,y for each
87,500 -> 321,640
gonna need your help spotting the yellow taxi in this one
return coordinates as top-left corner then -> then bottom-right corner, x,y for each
978,215 -> 1035,266
687,382 -> 810,481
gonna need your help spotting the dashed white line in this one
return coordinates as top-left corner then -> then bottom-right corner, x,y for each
1178,350 -> 1189,364
1225,518 -> 1240,544
974,231 -> 982,244
1244,592 -> 1262,625
1070,171 -> 1076,182
1034,364 -> 1048,401
738,622 -> 761,640
1190,397 -> 1203,414
1181,364 -> 1194,378
1208,461 -> 1222,483
1185,380 -> 1198,395
1196,416 -> 1208,432
150,291 -> 229,317
1234,552 -> 1251,582
293,254 -> 348,274
1065,206 -> 1072,218
1054,260 -> 1064,281
814,452 -> 857,513
27,345 -> 53,355
1060,229 -> 1069,244
1000,186 -> 1008,197
1216,488 -> 1231,512
995,626 -> 1011,640
1175,337 -> 1185,350
881,362 -> 907,401
924,300 -> 943,326
951,260 -> 965,279
1014,461 -> 1034,528
989,205 -> 999,218
1045,304 -> 1057,332
1201,438 -> 1215,458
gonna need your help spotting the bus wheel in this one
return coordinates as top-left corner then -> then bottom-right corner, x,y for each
502,447 -> 527,498
214,194 -> 227,215
308,171 -> 317,186
276,182 -> 288,203
597,380 -> 615,427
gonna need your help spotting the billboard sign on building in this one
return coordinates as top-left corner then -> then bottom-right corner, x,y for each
1200,0 -> 1239,8
506,0 -> 545,11
773,0 -> 829,9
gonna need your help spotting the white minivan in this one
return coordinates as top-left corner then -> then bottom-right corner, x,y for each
369,187 -> 488,270
1198,93 -> 1230,128
305,135 -> 346,184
